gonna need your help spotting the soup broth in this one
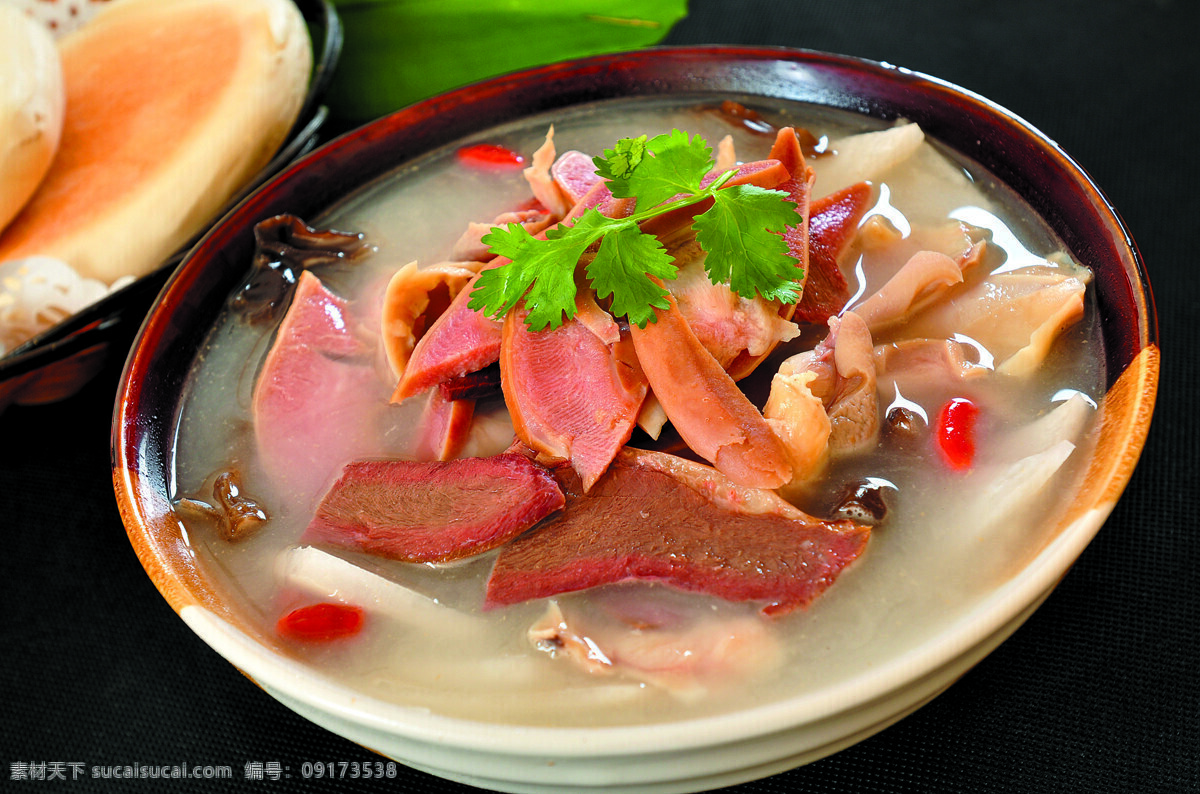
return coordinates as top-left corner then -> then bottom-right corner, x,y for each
171,96 -> 1104,727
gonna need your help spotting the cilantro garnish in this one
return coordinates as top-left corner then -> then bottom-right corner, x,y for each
468,129 -> 804,331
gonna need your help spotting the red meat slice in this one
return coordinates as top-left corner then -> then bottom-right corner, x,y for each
793,181 -> 874,324
485,448 -> 870,615
303,453 -> 565,563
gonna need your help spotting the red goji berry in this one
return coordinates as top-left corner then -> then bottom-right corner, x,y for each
456,143 -> 526,171
933,397 -> 980,471
276,602 -> 364,642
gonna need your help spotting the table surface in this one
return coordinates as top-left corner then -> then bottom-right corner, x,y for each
4,0 -> 1197,791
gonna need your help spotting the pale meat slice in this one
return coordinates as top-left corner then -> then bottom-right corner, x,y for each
851,250 -> 968,334
550,149 -> 603,206
898,263 -> 1091,377
765,311 -> 879,483
810,122 -> 925,200
659,244 -> 801,371
252,271 -> 392,500
713,134 -> 737,173
501,293 -> 648,491
629,289 -> 792,490
450,206 -> 554,263
644,132 -> 810,380
522,125 -> 571,219
485,447 -> 869,616
529,588 -> 782,697
874,337 -> 989,405
303,452 -> 565,563
411,386 -> 475,462
390,262 -> 506,402
380,260 -> 481,379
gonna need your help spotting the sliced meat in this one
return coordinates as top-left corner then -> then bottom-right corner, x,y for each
659,243 -> 800,371
450,204 -> 554,262
501,293 -> 647,491
252,271 -> 392,499
381,260 -> 481,379
394,180 -> 637,402
793,181 -> 874,324
529,588 -> 782,695
522,126 -> 571,218
629,289 -> 792,489
303,452 -> 565,563
874,337 -> 988,403
485,448 -> 869,616
899,263 -> 1090,377
390,261 -> 505,402
851,249 -> 965,334
411,387 -> 475,462
763,366 -> 832,486
771,311 -> 879,459
551,149 -> 603,207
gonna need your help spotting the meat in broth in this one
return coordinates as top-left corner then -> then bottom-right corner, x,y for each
170,97 -> 1103,727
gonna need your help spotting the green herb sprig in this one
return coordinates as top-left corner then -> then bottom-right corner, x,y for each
467,129 -> 804,331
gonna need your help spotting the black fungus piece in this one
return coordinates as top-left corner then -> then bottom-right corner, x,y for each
831,478 -> 894,526
176,469 -> 269,541
231,215 -> 373,323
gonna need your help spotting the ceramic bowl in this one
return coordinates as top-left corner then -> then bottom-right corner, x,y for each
112,46 -> 1158,793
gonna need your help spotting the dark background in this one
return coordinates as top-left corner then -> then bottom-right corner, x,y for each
3,0 -> 1197,791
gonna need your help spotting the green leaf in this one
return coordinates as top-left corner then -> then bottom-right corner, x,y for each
327,0 -> 689,122
593,135 -> 647,193
694,185 -> 804,303
626,129 -> 714,209
468,220 -> 599,328
474,129 -> 807,331
585,225 -> 676,328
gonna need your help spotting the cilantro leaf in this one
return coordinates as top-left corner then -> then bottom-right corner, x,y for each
468,220 -> 597,328
623,129 -> 714,209
593,135 -> 647,190
694,185 -> 803,303
586,224 -> 676,328
475,128 -> 806,331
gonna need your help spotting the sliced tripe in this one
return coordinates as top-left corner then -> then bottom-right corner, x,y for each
381,260 -> 481,379
900,264 -> 1090,377
529,589 -> 782,699
810,122 -> 925,200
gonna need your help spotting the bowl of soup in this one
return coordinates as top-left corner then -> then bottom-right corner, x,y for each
112,46 -> 1158,793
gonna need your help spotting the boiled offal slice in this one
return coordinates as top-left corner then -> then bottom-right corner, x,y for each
485,448 -> 870,616
302,453 -> 565,563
